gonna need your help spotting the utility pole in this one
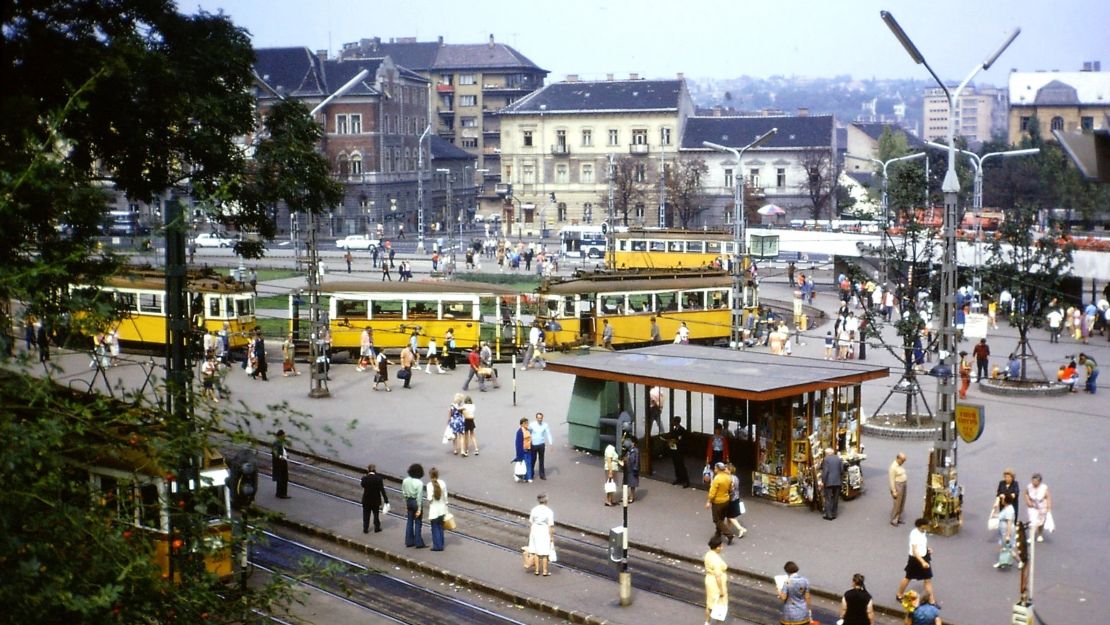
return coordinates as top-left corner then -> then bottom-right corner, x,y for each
607,153 -> 615,270
658,143 -> 666,228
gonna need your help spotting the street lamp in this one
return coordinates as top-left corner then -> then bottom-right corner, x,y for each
845,151 -> 926,285
436,168 -> 453,258
881,10 -> 1019,536
703,127 -> 777,350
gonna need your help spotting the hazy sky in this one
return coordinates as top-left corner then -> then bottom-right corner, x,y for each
192,0 -> 1109,85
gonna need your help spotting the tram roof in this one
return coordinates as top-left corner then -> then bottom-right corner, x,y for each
102,272 -> 250,294
616,228 -> 732,241
543,344 -> 889,401
320,279 -> 523,296
541,272 -> 730,295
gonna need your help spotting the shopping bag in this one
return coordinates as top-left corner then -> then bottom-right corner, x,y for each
443,512 -> 457,531
710,601 -> 727,621
381,502 -> 391,516
513,460 -> 527,477
702,464 -> 713,484
604,478 -> 617,494
738,501 -> 747,515
1044,511 -> 1056,533
549,548 -> 557,563
443,425 -> 455,444
522,548 -> 535,568
987,505 -> 1000,532
397,368 -> 411,381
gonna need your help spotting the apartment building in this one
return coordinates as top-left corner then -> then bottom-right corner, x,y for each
497,75 -> 693,230
1008,67 -> 1110,144
922,86 -> 1007,146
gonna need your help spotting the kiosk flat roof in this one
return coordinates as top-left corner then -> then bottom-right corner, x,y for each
544,344 -> 889,401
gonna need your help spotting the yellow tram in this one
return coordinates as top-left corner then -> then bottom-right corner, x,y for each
535,270 -> 734,349
83,447 -> 235,581
611,228 -> 735,270
74,269 -> 257,351
291,280 -> 525,356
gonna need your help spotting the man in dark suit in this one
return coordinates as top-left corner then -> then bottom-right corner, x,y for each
272,429 -> 290,499
361,464 -> 389,533
251,329 -> 268,381
818,447 -> 845,520
667,416 -> 690,487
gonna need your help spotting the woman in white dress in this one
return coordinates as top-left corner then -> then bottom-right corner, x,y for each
527,494 -> 555,576
1024,473 -> 1052,543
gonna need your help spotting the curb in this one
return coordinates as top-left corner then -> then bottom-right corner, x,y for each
270,515 -> 612,625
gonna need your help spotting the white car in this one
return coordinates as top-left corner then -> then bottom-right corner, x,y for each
193,233 -> 236,248
336,235 -> 380,250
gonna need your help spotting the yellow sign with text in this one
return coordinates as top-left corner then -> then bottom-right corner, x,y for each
955,403 -> 986,443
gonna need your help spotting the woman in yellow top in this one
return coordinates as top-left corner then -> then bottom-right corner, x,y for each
704,535 -> 728,624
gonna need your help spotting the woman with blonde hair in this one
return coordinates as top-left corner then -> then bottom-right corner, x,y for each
425,467 -> 449,551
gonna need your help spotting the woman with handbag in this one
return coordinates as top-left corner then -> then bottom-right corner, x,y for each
513,417 -> 533,482
425,467 -> 449,551
1024,473 -> 1052,543
603,442 -> 622,506
371,350 -> 391,392
447,394 -> 467,455
527,494 -> 555,576
703,535 -> 728,623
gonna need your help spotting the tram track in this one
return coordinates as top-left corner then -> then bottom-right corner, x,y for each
229,441 -> 893,625
254,528 -> 544,625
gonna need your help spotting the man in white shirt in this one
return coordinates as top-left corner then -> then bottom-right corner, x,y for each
523,323 -> 542,369
1046,308 -> 1063,343
528,412 -> 553,480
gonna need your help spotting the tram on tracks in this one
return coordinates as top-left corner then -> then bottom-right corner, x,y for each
534,270 -> 735,349
289,280 -> 526,358
71,268 -> 257,351
611,228 -> 735,270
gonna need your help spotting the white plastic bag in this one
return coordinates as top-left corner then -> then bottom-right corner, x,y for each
443,425 -> 455,444
381,502 -> 390,516
604,479 -> 617,494
1044,511 -> 1056,533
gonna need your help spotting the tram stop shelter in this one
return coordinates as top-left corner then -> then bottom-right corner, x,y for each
545,344 -> 889,506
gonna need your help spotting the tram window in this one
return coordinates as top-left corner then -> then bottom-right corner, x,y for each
600,294 -> 623,315
709,289 -> 728,308
577,297 -> 595,316
687,241 -> 705,253
138,482 -> 161,529
657,292 -> 678,311
618,240 -> 629,251
544,298 -> 561,315
681,291 -> 705,310
668,241 -> 684,252
138,292 -> 162,314
706,242 -> 722,254
337,299 -> 369,319
371,300 -> 402,318
440,300 -> 472,319
408,300 -> 436,318
208,298 -> 222,318
627,293 -> 652,313
115,292 -> 137,312
234,297 -> 254,316
631,240 -> 647,251
198,484 -> 227,522
649,240 -> 666,252
723,242 -> 735,255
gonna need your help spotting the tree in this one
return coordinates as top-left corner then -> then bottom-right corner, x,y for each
798,150 -> 835,223
600,156 -> 648,226
664,157 -> 708,228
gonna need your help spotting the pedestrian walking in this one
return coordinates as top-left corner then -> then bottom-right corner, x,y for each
972,338 -> 991,381
408,330 -> 421,370
360,464 -> 388,533
401,463 -> 426,548
447,394 -> 467,456
425,467 -> 449,551
957,351 -> 971,399
36,321 -> 50,362
424,336 -> 445,373
787,261 -> 796,287
250,330 -> 268,381
840,573 -> 874,625
819,447 -> 845,520
529,412 -> 552,480
344,250 -> 353,273
666,416 -> 690,487
107,329 -> 120,365
381,261 -> 392,281
706,462 -> 735,543
357,327 -> 374,371
889,452 -> 908,526
249,269 -> 257,295
461,346 -> 485,392
622,436 -> 640,503
777,561 -> 812,625
281,333 -> 300,376
526,494 -> 555,576
513,417 -> 534,483
272,429 -> 290,499
399,343 -> 415,389
725,462 -> 747,538
996,468 -> 1021,518
461,396 -> 479,456
601,318 -> 613,349
1024,473 -> 1052,543
371,350 -> 391,391
705,424 -> 729,468
649,316 -> 662,343
992,492 -> 1019,569
200,355 -> 219,402
896,518 -> 934,603
703,535 -> 729,624
1046,306 -> 1063,343
603,442 -> 621,506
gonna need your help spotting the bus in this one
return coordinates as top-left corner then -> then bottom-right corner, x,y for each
559,225 -> 607,259
289,280 -> 526,359
534,270 -> 735,349
612,228 -> 736,270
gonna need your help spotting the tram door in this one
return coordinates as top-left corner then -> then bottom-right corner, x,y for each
578,296 -> 595,340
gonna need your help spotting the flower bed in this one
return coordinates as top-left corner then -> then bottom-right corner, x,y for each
978,378 -> 1070,397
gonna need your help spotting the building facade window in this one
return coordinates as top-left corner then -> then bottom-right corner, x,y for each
350,114 -> 361,134
776,168 -> 786,188
634,203 -> 645,219
635,163 -> 646,182
555,129 -> 567,150
581,163 -> 594,184
749,168 -> 760,188
608,129 -> 619,146
582,128 -> 593,146
557,202 -> 567,222
1081,116 -> 1095,131
458,74 -> 476,85
461,117 -> 477,128
631,129 -> 648,145
724,168 -> 733,188
440,74 -> 452,86
523,130 -> 533,147
522,164 -> 535,184
661,127 -> 672,145
335,114 -> 349,134
1020,116 -> 1031,132
461,138 -> 478,148
1050,116 -> 1064,131
555,164 -> 568,183
337,154 -> 349,177
583,203 -> 593,223
458,95 -> 477,107
350,153 -> 362,175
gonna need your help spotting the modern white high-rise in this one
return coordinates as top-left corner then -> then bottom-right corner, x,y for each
922,86 -> 1008,146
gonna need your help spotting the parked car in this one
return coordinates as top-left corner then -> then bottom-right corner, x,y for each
336,234 -> 380,250
193,233 -> 236,248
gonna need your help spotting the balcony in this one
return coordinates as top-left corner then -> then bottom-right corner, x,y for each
629,143 -> 650,155
550,144 -> 571,157
436,84 -> 454,93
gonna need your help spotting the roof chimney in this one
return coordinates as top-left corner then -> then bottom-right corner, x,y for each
438,35 -> 444,46
629,72 -> 639,80
316,49 -> 328,63
797,107 -> 809,117
371,37 -> 381,51
606,73 -> 614,81
489,33 -> 495,48
566,74 -> 578,82
676,72 -> 684,80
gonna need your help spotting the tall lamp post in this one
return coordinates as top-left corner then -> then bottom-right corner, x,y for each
703,128 -> 778,350
417,125 -> 433,254
436,168 -> 453,259
881,10 -> 1019,536
845,152 -> 926,285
